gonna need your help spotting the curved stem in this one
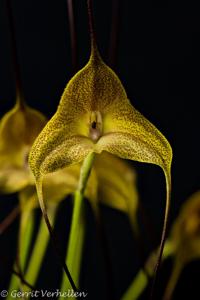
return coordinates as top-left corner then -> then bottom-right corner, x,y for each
150,171 -> 171,299
6,0 -> 25,109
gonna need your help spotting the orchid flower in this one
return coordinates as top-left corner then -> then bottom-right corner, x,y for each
0,99 -> 138,292
29,0 -> 172,292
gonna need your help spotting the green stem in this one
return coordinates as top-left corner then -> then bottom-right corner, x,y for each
20,210 -> 34,271
121,240 -> 174,300
11,270 -> 34,290
65,191 -> 84,276
78,152 -> 96,194
60,152 -> 95,295
24,206 -> 57,291
122,269 -> 148,300
60,209 -> 86,295
71,215 -> 85,285
8,209 -> 34,292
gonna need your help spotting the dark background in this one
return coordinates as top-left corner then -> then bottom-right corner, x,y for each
0,0 -> 200,299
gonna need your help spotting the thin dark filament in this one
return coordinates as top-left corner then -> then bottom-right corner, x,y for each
67,0 -> 78,73
0,206 -> 20,234
12,269 -> 35,290
150,177 -> 171,299
6,0 -> 25,108
108,0 -> 120,69
87,0 -> 98,56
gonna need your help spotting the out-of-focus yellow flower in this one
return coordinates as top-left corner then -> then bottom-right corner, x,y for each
163,191 -> 200,300
170,190 -> 200,260
0,101 -> 46,194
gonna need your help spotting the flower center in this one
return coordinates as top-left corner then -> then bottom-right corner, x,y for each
89,111 -> 102,141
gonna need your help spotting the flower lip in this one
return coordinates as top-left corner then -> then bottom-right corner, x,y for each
89,111 -> 102,142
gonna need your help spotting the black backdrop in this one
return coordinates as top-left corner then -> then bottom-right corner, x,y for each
0,1 -> 200,299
